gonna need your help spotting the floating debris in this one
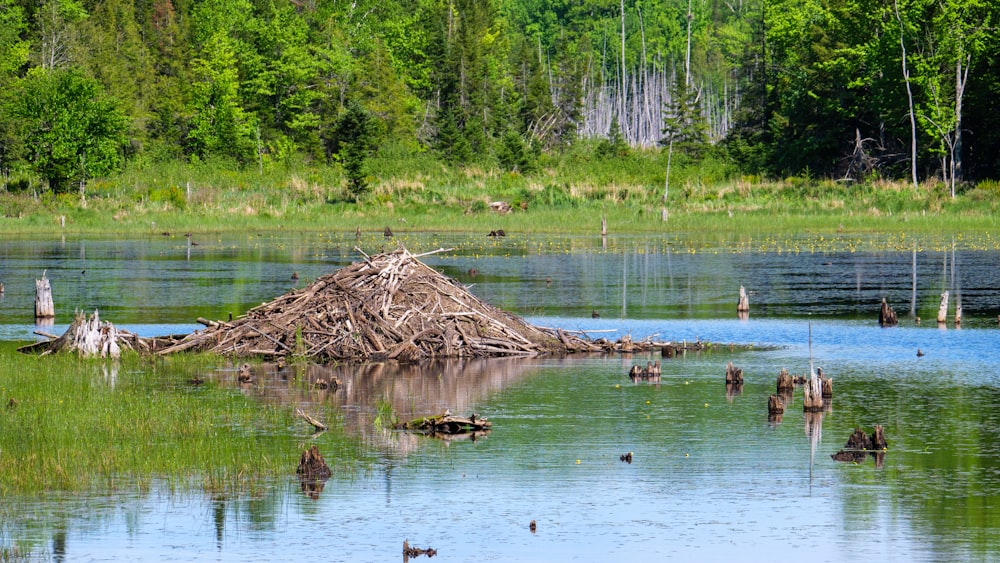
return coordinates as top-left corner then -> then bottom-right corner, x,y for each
403,540 -> 437,560
396,412 -> 491,437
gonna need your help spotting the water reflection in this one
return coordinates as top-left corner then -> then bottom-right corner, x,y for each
4,234 -> 1000,561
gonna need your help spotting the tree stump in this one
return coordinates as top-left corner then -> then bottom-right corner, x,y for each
878,298 -> 898,327
725,362 -> 743,385
871,424 -> 887,450
937,291 -> 949,324
803,377 -> 824,412
737,285 -> 749,314
821,377 -> 833,399
296,445 -> 332,480
776,368 -> 794,392
35,271 -> 55,319
768,394 -> 785,415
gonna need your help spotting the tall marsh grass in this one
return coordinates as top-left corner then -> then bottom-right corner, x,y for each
0,346 -> 354,495
2,146 -> 998,236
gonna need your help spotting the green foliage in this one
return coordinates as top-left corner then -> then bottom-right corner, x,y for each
332,101 -> 378,198
496,129 -> 537,173
1,68 -> 129,193
595,114 -> 629,159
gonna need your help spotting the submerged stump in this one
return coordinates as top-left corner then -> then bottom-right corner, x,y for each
776,368 -> 794,392
879,298 -> 898,327
725,362 -> 744,385
768,394 -> 785,415
297,445 -> 332,480
831,425 -> 888,463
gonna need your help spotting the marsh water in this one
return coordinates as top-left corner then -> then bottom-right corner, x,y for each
2,231 -> 1000,561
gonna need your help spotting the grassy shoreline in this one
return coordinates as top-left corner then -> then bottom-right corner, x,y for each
3,151 -> 999,238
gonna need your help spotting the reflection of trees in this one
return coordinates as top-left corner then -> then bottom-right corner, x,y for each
236,357 -> 540,456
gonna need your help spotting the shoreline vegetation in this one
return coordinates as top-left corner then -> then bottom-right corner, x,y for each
2,148 -> 999,239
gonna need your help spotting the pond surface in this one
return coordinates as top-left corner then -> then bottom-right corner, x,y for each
2,231 -> 1000,561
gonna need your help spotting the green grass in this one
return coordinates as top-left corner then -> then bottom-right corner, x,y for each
0,345 -> 359,496
1,146 -> 999,237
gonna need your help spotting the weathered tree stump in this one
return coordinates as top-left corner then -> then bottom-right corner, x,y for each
803,377 -> 824,412
620,334 -> 634,353
776,368 -> 794,392
821,376 -> 833,399
661,344 -> 676,358
35,271 -> 55,319
737,285 -> 749,314
768,394 -> 785,415
831,425 -> 888,463
871,424 -> 887,450
725,361 -> 743,385
955,304 -> 962,326
296,445 -> 332,480
629,361 -> 661,381
937,291 -> 949,324
878,298 -> 898,326
403,540 -> 437,560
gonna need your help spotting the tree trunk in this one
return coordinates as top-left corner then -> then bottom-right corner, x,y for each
895,0 -> 919,190
35,272 -> 55,319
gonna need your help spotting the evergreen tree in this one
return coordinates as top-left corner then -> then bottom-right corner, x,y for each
661,80 -> 708,157
332,101 -> 378,198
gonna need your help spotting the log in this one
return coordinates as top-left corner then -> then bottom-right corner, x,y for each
937,291 -> 949,324
396,412 -> 491,436
296,409 -> 327,432
878,298 -> 898,327
34,271 -> 55,319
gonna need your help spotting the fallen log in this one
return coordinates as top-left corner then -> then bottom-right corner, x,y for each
396,412 -> 491,436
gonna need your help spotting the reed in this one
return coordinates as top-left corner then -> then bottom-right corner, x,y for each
0,345 -> 356,495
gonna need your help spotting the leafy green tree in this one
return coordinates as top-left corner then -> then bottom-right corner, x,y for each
188,32 -> 256,161
3,68 -> 128,192
0,2 -> 29,80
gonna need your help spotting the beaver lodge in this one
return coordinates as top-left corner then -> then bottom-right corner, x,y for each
155,245 -> 600,362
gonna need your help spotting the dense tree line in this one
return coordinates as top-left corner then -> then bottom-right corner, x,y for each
0,0 -> 997,194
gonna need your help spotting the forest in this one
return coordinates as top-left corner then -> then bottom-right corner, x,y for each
0,0 -> 997,196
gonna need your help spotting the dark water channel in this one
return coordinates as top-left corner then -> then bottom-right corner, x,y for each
2,232 -> 1000,561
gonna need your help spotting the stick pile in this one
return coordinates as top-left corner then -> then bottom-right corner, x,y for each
158,245 -> 582,361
